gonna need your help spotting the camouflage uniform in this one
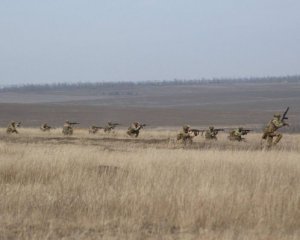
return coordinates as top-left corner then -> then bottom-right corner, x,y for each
127,122 -> 142,137
62,120 -> 73,135
104,122 -> 117,133
177,125 -> 194,145
262,114 -> 288,147
6,121 -> 18,134
40,123 -> 51,132
204,126 -> 218,140
228,127 -> 244,142
89,126 -> 101,134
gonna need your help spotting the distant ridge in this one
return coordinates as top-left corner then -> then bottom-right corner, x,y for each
1,75 -> 300,92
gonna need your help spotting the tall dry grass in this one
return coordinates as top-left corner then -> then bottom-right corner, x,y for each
0,128 -> 300,239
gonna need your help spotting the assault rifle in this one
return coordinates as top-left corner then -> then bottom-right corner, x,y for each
213,128 -> 225,133
69,122 -> 80,125
281,107 -> 289,122
91,126 -> 103,129
189,129 -> 205,136
108,122 -> 120,127
241,129 -> 253,135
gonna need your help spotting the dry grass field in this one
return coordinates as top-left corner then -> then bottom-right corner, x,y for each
0,128 -> 300,239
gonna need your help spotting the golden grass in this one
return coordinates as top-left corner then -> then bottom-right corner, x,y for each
0,128 -> 300,239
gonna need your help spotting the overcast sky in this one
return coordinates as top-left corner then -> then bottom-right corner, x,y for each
0,0 -> 299,85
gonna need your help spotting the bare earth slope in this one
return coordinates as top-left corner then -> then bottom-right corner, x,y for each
0,80 -> 299,129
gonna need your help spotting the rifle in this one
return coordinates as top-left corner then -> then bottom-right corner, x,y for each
241,129 -> 253,135
69,122 -> 80,125
189,129 -> 205,136
281,107 -> 289,122
92,126 -> 103,129
213,128 -> 225,133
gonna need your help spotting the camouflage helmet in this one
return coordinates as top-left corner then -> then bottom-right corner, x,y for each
274,113 -> 281,118
183,125 -> 190,131
209,126 -> 214,130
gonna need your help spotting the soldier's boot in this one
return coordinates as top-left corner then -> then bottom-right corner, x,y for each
273,134 -> 282,145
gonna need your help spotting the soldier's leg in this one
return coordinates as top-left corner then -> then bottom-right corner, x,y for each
177,133 -> 183,141
266,135 -> 274,147
273,133 -> 282,145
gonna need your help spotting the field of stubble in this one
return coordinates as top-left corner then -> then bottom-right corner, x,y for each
0,128 -> 300,240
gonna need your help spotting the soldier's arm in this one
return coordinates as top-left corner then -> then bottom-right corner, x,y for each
272,119 -> 284,128
235,131 -> 243,137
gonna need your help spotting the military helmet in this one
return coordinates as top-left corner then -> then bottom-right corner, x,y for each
209,126 -> 214,130
274,113 -> 281,118
183,125 -> 190,131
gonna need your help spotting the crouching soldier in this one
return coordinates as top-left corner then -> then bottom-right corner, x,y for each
40,123 -> 52,132
6,121 -> 20,134
177,125 -> 194,145
62,120 -> 79,135
204,126 -> 219,140
127,122 -> 146,137
228,127 -> 250,142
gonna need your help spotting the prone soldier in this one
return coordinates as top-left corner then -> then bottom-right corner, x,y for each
127,122 -> 146,137
6,121 -> 20,134
262,110 -> 289,148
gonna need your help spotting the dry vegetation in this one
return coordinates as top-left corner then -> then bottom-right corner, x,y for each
0,128 -> 300,239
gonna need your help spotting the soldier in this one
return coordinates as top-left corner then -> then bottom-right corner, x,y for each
104,122 -> 120,133
177,125 -> 194,145
228,127 -> 246,142
88,126 -> 103,134
204,126 -> 218,140
6,121 -> 19,134
40,123 -> 51,132
62,120 -> 74,135
262,113 -> 289,148
127,122 -> 145,137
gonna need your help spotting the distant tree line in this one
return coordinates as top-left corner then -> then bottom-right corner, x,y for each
1,75 -> 300,93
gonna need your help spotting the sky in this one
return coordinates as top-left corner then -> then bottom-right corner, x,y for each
0,0 -> 300,85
